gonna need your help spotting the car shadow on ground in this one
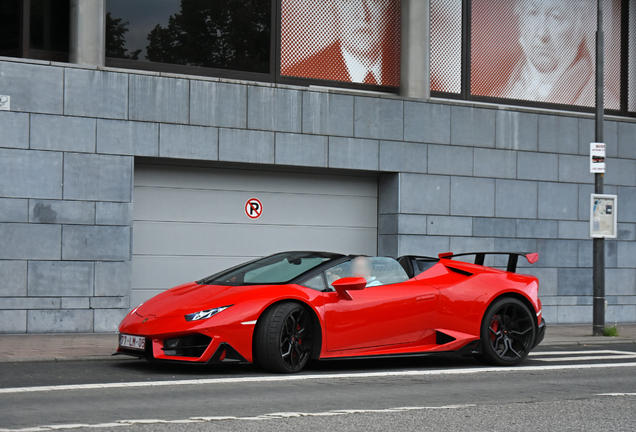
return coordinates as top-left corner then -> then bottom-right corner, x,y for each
110,353 -> 480,377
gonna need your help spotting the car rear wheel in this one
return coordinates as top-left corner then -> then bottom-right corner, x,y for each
478,297 -> 536,366
254,302 -> 313,373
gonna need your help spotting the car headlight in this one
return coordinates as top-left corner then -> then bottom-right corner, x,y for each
184,306 -> 232,322
130,302 -> 144,315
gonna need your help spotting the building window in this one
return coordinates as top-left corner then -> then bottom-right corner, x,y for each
629,0 -> 636,112
29,0 -> 70,60
431,0 -> 462,94
0,1 -> 21,58
471,0 -> 621,110
105,0 -> 272,77
431,0 -> 632,117
0,0 -> 69,62
279,0 -> 401,89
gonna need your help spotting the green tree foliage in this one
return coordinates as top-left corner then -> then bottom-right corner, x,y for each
105,12 -> 141,60
145,0 -> 270,73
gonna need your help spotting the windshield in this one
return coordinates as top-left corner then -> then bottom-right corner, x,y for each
198,252 -> 342,286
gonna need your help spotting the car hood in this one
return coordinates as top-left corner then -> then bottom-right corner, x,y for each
134,282 -> 234,318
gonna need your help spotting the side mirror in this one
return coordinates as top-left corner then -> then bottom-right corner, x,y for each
332,277 -> 367,300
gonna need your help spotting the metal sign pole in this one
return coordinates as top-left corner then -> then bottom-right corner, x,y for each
593,0 -> 605,336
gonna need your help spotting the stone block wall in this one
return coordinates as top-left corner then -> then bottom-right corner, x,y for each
0,57 -> 635,332
378,108 -> 636,324
0,60 -> 133,333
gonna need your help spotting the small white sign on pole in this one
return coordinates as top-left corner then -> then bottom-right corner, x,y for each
590,142 -> 605,173
590,194 -> 617,239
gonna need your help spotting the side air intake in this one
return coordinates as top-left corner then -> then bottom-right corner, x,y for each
436,331 -> 457,345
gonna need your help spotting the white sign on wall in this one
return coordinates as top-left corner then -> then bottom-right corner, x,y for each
0,95 -> 10,111
590,142 -> 606,173
590,194 -> 617,239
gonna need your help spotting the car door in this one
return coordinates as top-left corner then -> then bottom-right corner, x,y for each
322,278 -> 440,352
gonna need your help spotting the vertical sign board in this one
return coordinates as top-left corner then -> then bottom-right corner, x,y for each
590,142 -> 606,173
590,194 -> 617,238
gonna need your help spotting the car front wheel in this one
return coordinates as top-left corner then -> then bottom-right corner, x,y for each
478,297 -> 536,366
254,302 -> 313,373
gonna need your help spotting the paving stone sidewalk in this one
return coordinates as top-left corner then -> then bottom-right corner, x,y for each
0,324 -> 635,363
539,323 -> 636,347
0,333 -> 119,363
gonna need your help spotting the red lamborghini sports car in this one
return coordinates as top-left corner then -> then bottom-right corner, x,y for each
117,251 -> 546,373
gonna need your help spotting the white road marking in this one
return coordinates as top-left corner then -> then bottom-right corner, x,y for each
1,362 -> 636,396
0,405 -> 475,432
530,350 -> 630,356
532,355 -> 636,362
597,393 -> 636,397
529,350 -> 636,362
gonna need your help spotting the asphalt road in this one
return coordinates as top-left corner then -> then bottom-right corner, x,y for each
1,344 -> 635,431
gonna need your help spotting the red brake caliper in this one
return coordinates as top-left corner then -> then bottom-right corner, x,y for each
490,317 -> 499,342
297,323 -> 302,346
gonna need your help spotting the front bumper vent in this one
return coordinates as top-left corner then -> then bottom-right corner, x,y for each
162,334 -> 212,358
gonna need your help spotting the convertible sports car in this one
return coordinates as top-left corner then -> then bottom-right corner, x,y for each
117,251 -> 546,373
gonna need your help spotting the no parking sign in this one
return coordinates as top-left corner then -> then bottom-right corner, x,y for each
245,198 -> 263,220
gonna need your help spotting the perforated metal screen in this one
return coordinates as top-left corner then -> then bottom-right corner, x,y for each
471,0 -> 621,110
630,0 -> 636,112
431,0 -> 462,94
602,0 -> 623,111
281,0 -> 400,86
280,0 -> 628,110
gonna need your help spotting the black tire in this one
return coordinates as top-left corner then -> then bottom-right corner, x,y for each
477,297 -> 536,366
254,302 -> 314,373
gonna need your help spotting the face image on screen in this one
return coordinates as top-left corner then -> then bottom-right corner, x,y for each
471,0 -> 621,109
281,0 -> 400,86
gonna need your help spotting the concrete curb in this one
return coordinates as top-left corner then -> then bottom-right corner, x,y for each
0,355 -> 136,364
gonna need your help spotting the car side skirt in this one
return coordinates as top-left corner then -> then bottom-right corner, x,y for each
319,340 -> 482,361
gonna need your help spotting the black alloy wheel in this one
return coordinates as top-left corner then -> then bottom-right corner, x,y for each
478,297 -> 536,366
255,302 -> 313,373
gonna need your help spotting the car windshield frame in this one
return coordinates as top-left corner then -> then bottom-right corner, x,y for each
321,256 -> 411,289
197,252 -> 346,286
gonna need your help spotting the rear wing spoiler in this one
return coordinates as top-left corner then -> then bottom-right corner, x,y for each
438,252 -> 539,274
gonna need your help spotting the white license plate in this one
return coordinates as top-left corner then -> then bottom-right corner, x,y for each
119,334 -> 146,351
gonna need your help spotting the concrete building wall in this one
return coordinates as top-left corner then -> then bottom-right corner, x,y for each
0,57 -> 635,332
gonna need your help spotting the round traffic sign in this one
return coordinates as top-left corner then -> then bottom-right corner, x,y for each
245,198 -> 263,220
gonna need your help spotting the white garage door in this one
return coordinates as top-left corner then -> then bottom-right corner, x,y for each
132,163 -> 378,305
